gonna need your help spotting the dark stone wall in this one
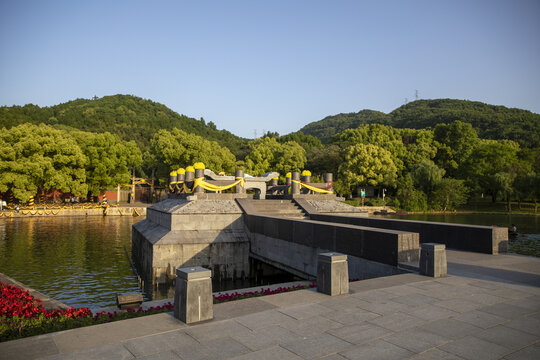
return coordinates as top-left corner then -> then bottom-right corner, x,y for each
309,214 -> 508,255
244,214 -> 419,267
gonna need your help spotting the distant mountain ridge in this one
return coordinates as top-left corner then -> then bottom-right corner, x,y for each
0,94 -> 248,156
300,99 -> 540,148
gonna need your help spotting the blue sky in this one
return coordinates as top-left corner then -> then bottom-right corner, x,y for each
1,0 -> 539,138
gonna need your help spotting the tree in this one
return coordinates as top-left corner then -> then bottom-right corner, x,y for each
0,123 -> 87,202
244,137 -> 306,176
334,125 -> 407,173
463,139 -> 519,201
396,174 -> 428,212
430,178 -> 469,211
72,131 -> 142,196
433,121 -> 479,177
412,160 -> 445,196
338,144 -> 398,194
494,172 -> 514,211
149,129 -> 237,179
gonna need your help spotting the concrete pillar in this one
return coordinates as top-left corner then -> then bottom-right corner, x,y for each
177,171 -> 185,192
194,168 -> 205,194
419,243 -> 447,278
169,172 -> 177,194
235,169 -> 245,194
285,173 -> 292,186
291,172 -> 300,195
185,168 -> 194,192
271,177 -> 278,187
324,173 -> 333,184
301,173 -> 311,194
174,267 -> 213,324
317,252 -> 349,296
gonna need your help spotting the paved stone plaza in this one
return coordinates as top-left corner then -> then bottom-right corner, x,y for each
1,250 -> 539,360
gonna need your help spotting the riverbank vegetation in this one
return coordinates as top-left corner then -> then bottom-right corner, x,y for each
1,95 -> 538,212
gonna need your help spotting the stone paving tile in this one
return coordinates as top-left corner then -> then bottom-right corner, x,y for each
227,346 -> 303,360
408,280 -> 450,291
404,304 -> 459,321
52,313 -> 183,353
46,343 -> 134,360
172,337 -> 250,360
503,344 -> 540,360
487,287 -> 537,300
452,309 -> 508,329
213,297 -> 277,321
316,294 -> 371,310
280,333 -> 353,360
383,328 -> 450,353
419,318 -> 483,340
504,296 -> 540,311
138,351 -> 182,360
350,289 -> 396,303
339,339 -> 414,360
466,292 -> 508,306
435,275 -> 474,286
318,355 -> 348,360
0,334 -> 59,360
477,302 -> 535,319
258,289 -> 328,307
327,322 -> 393,345
391,293 -> 439,306
438,335 -> 512,360
122,330 -> 197,358
408,347 -> 475,359
433,298 -> 483,313
321,308 -> 380,325
357,299 -> 411,315
277,302 -> 334,320
474,325 -> 538,351
367,311 -> 426,331
232,325 -> 301,351
279,314 -> 342,337
381,284 -> 427,296
184,319 -> 251,342
234,309 -> 295,331
503,316 -> 540,336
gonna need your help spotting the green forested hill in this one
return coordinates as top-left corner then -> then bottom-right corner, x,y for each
299,110 -> 391,144
0,95 -> 248,157
300,99 -> 540,148
390,99 -> 540,148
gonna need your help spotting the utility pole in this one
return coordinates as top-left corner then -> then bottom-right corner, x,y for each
415,90 -> 419,100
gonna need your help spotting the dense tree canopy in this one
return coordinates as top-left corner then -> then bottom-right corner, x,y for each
149,129 -> 237,179
244,137 -> 306,176
0,124 -> 87,201
71,131 -> 142,196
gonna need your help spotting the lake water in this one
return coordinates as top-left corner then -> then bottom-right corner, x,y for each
0,216 -> 297,308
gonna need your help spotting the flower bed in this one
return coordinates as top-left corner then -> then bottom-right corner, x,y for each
0,281 -> 318,342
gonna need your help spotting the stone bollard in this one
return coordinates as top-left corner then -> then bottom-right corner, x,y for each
174,267 -> 213,324
235,169 -> 245,194
419,243 -> 447,278
301,170 -> 311,194
317,252 -> 349,296
194,168 -> 205,194
291,172 -> 300,195
185,167 -> 194,191
177,168 -> 185,192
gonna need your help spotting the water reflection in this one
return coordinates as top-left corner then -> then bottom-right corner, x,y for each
0,216 -> 144,308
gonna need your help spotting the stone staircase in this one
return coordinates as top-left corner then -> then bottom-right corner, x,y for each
249,199 -> 308,219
